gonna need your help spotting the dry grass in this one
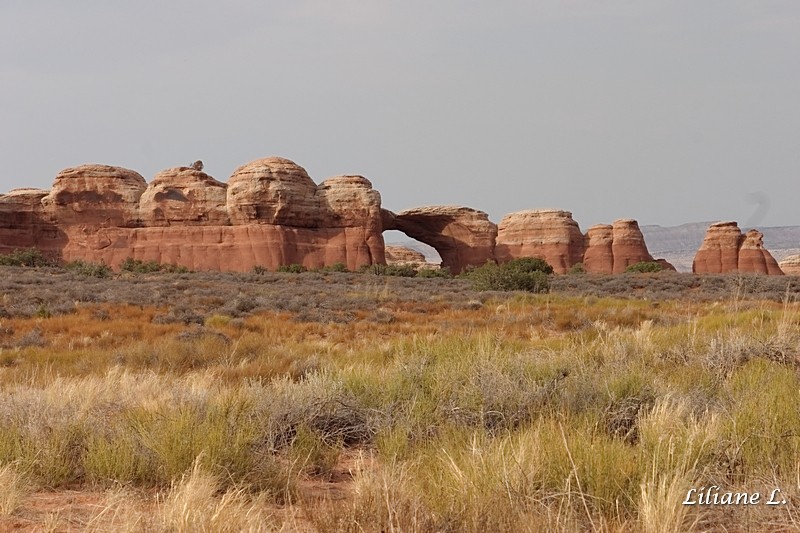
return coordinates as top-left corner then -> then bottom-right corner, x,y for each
0,462 -> 28,517
1,268 -> 800,531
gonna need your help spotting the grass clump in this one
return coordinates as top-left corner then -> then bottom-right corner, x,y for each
0,463 -> 28,516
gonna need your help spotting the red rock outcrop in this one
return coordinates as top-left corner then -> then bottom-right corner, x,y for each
582,224 -> 614,274
779,255 -> 800,276
0,188 -> 61,254
382,206 -> 496,273
495,210 -> 585,274
139,167 -> 228,226
41,165 -> 147,227
692,222 -> 783,275
385,246 -> 427,265
0,158 -> 385,272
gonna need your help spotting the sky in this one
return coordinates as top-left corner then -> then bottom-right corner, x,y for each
1,0 -> 798,229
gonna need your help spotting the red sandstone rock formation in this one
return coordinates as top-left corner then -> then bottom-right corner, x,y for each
495,210 -> 585,274
692,222 -> 783,275
41,165 -> 147,227
779,255 -> 800,276
582,224 -> 614,274
0,158 -> 385,272
139,167 -> 228,226
385,246 -> 427,265
382,206 -> 496,273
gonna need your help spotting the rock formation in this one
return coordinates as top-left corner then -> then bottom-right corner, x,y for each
495,210 -> 585,274
0,158 -> 385,272
139,166 -> 228,226
583,219 -> 674,274
779,255 -> 800,276
382,206 -> 496,273
3,155 -> 782,277
385,246 -> 429,268
692,222 -> 783,275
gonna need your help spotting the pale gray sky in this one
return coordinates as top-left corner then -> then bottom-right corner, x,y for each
2,1 -> 798,228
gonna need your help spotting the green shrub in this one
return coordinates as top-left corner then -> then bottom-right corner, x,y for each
321,262 -> 349,273
65,260 -> 112,278
417,266 -> 451,278
465,257 -> 552,292
120,258 -> 189,274
625,261 -> 663,273
568,262 -> 585,274
252,265 -> 270,275
0,248 -> 53,267
358,264 -> 418,277
277,264 -> 308,274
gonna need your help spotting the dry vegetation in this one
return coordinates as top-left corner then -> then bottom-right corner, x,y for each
1,265 -> 800,531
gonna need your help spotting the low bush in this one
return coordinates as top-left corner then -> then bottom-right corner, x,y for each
120,258 -> 189,274
417,266 -> 451,278
277,264 -> 308,274
465,257 -> 552,292
0,248 -> 53,267
359,264 -> 418,277
64,259 -> 112,278
625,261 -> 663,273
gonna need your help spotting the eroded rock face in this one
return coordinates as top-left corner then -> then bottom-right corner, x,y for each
495,210 -> 585,274
139,167 -> 228,226
227,157 -> 319,226
0,188 -> 62,254
693,222 -> 783,275
610,219 -> 657,274
582,224 -> 614,274
41,165 -> 147,227
382,206 -> 496,273
779,255 -> 800,276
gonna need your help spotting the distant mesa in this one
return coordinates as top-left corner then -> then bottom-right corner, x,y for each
692,222 -> 784,275
779,255 -> 800,276
385,245 -> 432,269
0,156 -> 785,275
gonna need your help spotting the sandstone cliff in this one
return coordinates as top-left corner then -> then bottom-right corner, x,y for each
692,222 -> 783,275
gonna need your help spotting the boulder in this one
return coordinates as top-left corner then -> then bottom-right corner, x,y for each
139,167 -> 228,226
495,209 -> 584,274
382,206 -> 497,274
693,222 -> 783,275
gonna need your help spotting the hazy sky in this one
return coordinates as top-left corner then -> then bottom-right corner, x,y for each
2,1 -> 798,229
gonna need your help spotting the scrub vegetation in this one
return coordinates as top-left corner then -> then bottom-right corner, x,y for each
0,264 -> 799,531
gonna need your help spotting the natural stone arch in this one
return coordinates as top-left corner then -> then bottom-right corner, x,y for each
381,206 -> 497,274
